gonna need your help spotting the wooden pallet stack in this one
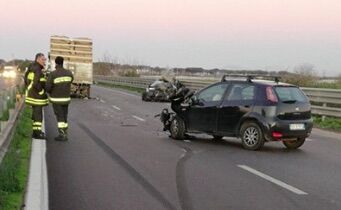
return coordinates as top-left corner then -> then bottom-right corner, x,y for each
49,35 -> 93,84
50,35 -> 92,63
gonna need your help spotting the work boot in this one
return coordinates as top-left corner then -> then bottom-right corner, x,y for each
54,129 -> 68,141
32,131 -> 46,140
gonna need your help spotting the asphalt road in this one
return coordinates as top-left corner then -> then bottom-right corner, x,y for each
45,85 -> 341,210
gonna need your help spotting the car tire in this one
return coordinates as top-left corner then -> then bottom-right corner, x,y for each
170,116 -> 186,140
212,135 -> 224,140
142,92 -> 147,101
283,138 -> 305,149
240,122 -> 265,150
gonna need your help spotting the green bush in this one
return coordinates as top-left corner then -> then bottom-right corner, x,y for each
97,81 -> 144,93
118,69 -> 140,77
313,116 -> 341,131
1,109 -> 9,121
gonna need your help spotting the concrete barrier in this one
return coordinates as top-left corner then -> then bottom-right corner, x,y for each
24,113 -> 49,210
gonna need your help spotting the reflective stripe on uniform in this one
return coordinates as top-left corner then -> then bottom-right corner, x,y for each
27,80 -> 33,93
58,122 -> 68,128
25,97 -> 49,105
49,97 -> 71,103
32,121 -> 42,130
40,77 -> 46,82
33,122 -> 42,126
54,76 -> 72,84
26,73 -> 34,97
38,89 -> 45,95
27,72 -> 34,80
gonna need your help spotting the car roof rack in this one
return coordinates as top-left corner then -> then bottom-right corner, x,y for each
221,74 -> 281,83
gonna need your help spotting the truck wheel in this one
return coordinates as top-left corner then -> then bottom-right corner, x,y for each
170,116 -> 186,140
240,122 -> 265,150
87,86 -> 91,98
283,138 -> 305,149
212,135 -> 223,140
79,85 -> 90,98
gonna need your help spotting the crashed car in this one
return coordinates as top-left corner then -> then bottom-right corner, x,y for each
158,75 -> 313,151
142,78 -> 183,102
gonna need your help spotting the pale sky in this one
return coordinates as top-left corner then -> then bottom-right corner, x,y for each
0,0 -> 340,76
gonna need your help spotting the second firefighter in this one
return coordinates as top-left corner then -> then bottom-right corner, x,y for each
46,56 -> 74,141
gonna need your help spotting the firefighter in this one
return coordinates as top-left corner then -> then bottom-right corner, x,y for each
46,56 -> 74,141
24,53 -> 49,139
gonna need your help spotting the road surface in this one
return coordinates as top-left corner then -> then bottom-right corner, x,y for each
45,85 -> 341,210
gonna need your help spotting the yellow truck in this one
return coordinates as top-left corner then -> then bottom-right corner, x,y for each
49,35 -> 93,98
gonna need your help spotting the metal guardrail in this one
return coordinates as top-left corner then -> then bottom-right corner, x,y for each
0,84 -> 25,164
94,75 -> 341,118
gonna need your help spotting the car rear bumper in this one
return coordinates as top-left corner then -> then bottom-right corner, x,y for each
263,118 -> 313,141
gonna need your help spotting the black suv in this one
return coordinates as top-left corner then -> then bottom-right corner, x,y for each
164,75 -> 313,150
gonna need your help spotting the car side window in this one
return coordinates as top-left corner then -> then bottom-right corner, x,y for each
226,84 -> 255,101
197,83 -> 228,103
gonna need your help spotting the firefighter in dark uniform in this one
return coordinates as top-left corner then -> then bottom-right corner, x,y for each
24,53 -> 49,139
46,56 -> 74,141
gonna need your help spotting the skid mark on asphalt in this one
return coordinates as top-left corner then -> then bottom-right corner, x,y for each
175,146 -> 194,210
238,165 -> 308,195
78,123 -> 176,210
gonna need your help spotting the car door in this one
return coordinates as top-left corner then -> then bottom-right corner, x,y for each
217,83 -> 256,134
187,83 -> 229,133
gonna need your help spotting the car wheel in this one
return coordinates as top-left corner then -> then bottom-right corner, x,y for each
283,138 -> 305,149
240,122 -> 265,150
170,116 -> 186,140
212,135 -> 223,140
142,92 -> 147,101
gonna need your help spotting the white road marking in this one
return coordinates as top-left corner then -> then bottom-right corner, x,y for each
132,115 -> 146,122
112,105 -> 121,111
184,140 -> 191,143
100,99 -> 106,103
306,138 -> 314,142
237,165 -> 308,195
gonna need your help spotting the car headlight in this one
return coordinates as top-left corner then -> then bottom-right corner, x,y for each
9,71 -> 16,78
3,71 -> 16,78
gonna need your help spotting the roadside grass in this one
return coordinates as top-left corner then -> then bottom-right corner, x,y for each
313,115 -> 341,132
1,100 -> 16,122
0,107 -> 32,210
97,81 -> 145,93
1,110 -> 10,122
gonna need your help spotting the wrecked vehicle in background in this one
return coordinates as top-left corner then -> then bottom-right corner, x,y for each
142,78 -> 184,102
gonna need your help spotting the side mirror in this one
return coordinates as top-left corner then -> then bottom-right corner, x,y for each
191,96 -> 204,106
190,95 -> 197,104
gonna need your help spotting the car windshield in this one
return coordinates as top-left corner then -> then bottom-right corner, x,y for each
274,86 -> 308,103
197,83 -> 228,102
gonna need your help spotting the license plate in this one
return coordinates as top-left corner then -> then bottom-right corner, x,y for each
290,124 -> 305,130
